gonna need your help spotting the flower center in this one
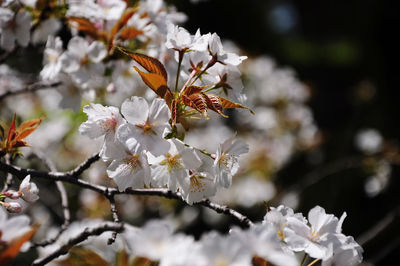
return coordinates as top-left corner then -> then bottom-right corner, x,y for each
190,175 -> 205,193
161,153 -> 182,172
124,154 -> 140,171
81,55 -> 90,66
136,119 -> 154,135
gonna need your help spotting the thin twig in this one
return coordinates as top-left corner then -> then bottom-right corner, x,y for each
0,81 -> 61,102
32,222 -> 124,266
67,153 -> 100,178
0,158 -> 253,228
31,150 -> 71,247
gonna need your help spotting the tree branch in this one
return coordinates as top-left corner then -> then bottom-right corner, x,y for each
0,157 -> 253,228
0,81 -> 61,102
32,222 -> 124,266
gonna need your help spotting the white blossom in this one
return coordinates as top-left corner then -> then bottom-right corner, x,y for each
149,139 -> 202,198
284,206 -> 346,261
59,36 -> 107,87
208,33 -> 247,66
79,103 -> 125,160
213,134 -> 249,188
40,36 -> 63,81
0,9 -> 31,51
117,97 -> 171,156
32,18 -> 61,45
19,175 -> 39,202
106,147 -> 150,190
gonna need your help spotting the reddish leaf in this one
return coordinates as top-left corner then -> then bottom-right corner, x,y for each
15,118 -> 42,141
109,8 -> 137,45
0,225 -> 38,265
218,95 -> 254,114
118,26 -> 143,41
134,67 -> 171,100
6,113 -> 16,146
120,49 -> 168,82
171,99 -> 178,126
183,85 -> 206,96
202,93 -> 227,118
67,17 -> 106,40
182,94 -> 208,117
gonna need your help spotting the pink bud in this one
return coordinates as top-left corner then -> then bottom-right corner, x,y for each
4,202 -> 22,213
3,190 -> 21,199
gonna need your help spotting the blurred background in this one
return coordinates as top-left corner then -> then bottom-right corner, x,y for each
174,0 -> 399,265
1,0 -> 398,265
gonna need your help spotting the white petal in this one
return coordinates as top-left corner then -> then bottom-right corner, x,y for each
88,41 -> 107,62
121,96 -> 149,124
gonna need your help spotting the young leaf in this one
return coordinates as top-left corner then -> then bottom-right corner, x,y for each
67,17 -> 106,40
134,67 -> 171,100
119,48 -> 168,82
218,95 -> 254,114
109,8 -> 137,45
118,27 -> 143,41
182,94 -> 208,117
0,225 -> 38,265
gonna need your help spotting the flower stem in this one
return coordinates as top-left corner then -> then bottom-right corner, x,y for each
174,50 -> 184,93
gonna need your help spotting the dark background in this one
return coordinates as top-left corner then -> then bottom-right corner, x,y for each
174,0 -> 400,265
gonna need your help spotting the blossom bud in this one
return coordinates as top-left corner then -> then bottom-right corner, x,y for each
4,202 -> 22,213
19,175 -> 40,202
3,190 -> 21,199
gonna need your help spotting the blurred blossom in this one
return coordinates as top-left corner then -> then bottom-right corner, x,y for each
267,2 -> 299,34
355,128 -> 383,154
364,160 -> 391,197
213,176 -> 276,208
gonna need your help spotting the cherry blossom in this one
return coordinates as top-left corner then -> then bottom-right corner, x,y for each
0,9 -> 31,51
117,97 -> 171,156
79,103 -> 125,160
213,134 -> 249,188
19,175 -> 39,202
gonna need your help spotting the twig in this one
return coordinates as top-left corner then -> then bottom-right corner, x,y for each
67,153 -> 100,178
0,81 -> 61,102
31,150 -> 71,247
0,158 -> 253,228
31,222 -> 124,266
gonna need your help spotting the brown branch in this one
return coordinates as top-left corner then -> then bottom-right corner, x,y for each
0,81 -> 61,102
31,222 -> 124,266
0,157 -> 253,228
106,193 -> 121,245
67,153 -> 100,178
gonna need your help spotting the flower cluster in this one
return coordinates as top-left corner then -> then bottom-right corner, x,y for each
79,95 -> 248,204
0,175 -> 39,213
36,205 -> 362,266
0,0 -> 368,265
